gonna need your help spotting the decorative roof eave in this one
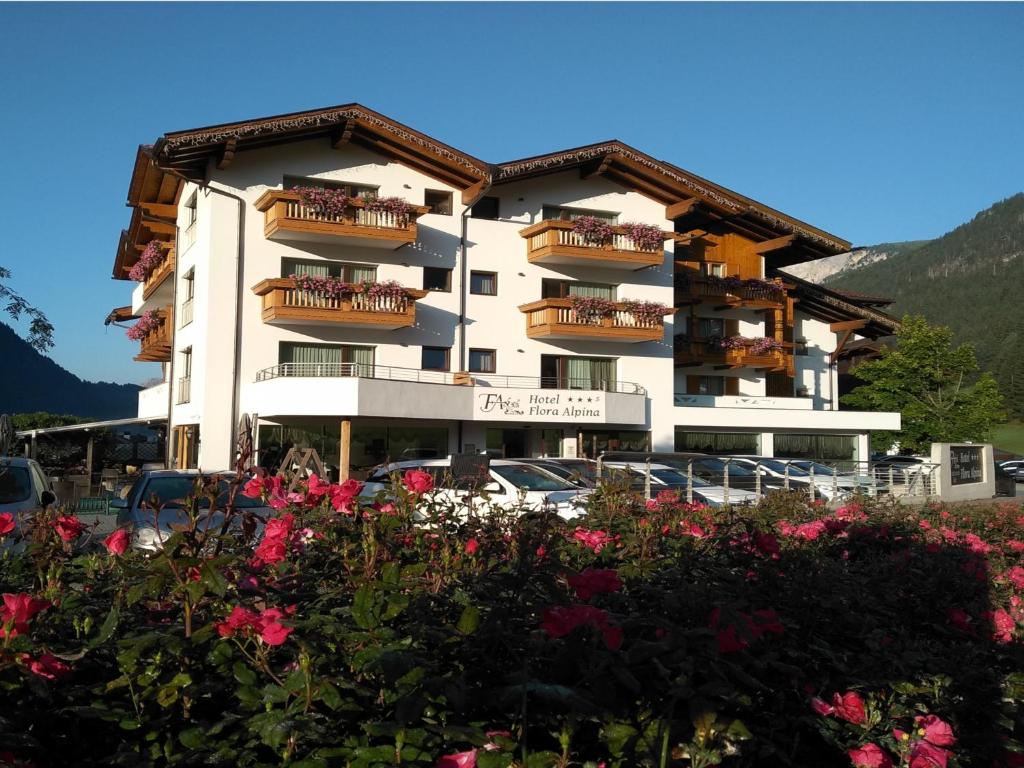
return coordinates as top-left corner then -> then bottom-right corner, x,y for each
773,268 -> 900,338
495,141 -> 850,254
104,305 -> 135,325
152,103 -> 492,188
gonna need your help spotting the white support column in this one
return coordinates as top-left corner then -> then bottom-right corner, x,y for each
760,432 -> 774,457
856,433 -> 870,463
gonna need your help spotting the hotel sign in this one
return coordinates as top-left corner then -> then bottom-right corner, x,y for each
950,445 -> 984,485
473,388 -> 608,423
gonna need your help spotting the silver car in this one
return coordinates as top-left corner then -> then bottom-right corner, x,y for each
110,470 -> 270,551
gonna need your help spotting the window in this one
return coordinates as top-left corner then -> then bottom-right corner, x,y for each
182,193 -> 197,250
180,269 -> 195,327
282,259 -> 376,282
470,271 -> 497,296
421,346 -> 450,372
540,355 -> 617,390
702,262 -> 726,278
692,375 -> 725,396
469,348 -> 496,373
674,431 -> 759,456
177,348 -> 192,404
696,317 -> 726,338
542,205 -> 618,224
471,196 -> 500,220
541,279 -> 616,300
283,176 -> 377,199
279,343 -> 374,375
423,267 -> 452,292
424,190 -> 453,215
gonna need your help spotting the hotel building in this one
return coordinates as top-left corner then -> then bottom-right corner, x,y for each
106,104 -> 900,477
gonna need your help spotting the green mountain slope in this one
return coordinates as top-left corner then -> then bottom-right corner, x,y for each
0,323 -> 140,419
825,194 -> 1024,412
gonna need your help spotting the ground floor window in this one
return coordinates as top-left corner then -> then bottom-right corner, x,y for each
774,433 -> 856,462
279,343 -> 374,375
258,423 -> 448,478
580,430 -> 650,459
485,428 -> 565,458
675,430 -> 758,455
541,355 -> 617,391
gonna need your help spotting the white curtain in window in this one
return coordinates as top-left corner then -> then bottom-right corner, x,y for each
567,282 -> 615,300
287,260 -> 330,278
349,265 -> 376,283
566,358 -> 616,390
348,346 -> 375,376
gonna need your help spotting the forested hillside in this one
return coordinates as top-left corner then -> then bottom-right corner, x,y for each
826,194 -> 1024,415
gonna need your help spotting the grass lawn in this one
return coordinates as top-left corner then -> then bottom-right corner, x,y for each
993,421 -> 1024,455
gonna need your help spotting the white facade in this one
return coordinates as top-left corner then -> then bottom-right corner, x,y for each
114,113 -> 899,474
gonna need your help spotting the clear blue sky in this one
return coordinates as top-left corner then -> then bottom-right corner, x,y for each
1,3 -> 1021,386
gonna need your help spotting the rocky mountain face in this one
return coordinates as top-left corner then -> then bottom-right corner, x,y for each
785,241 -> 931,283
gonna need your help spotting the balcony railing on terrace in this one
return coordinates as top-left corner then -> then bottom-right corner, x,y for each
141,247 -> 175,301
674,275 -> 786,307
252,278 -> 427,329
673,335 -> 789,371
519,298 -> 673,343
519,220 -> 669,269
254,362 -> 646,394
134,307 -> 173,363
254,190 -> 429,249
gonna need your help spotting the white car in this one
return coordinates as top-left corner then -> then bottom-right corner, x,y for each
0,457 -> 57,525
362,458 -> 592,520
600,461 -> 758,506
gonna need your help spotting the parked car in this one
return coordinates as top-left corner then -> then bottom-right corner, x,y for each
0,457 -> 57,538
600,451 -> 789,496
994,462 -> 1018,497
514,458 -> 599,489
783,459 -> 887,497
110,470 -> 271,552
362,459 -> 592,520
726,457 -> 855,502
601,461 -> 758,506
998,459 -> 1024,482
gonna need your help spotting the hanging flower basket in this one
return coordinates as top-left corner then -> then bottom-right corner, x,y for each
291,186 -> 352,218
291,274 -> 361,299
364,279 -> 409,303
125,310 -> 161,341
128,241 -> 165,282
620,223 -> 665,251
569,295 -> 617,322
364,196 -> 413,225
571,216 -> 615,246
619,299 -> 671,325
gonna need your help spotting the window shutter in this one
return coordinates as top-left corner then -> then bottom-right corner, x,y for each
725,377 -> 739,396
726,319 -> 740,337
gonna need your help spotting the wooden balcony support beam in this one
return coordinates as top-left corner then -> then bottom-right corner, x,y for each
753,234 -> 797,254
462,178 -> 489,206
331,119 -> 357,148
829,319 -> 868,332
581,154 -> 615,180
139,202 -> 178,221
216,137 -> 238,171
666,197 -> 700,220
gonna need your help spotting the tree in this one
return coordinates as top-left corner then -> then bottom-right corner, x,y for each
842,315 -> 1006,453
0,266 -> 54,352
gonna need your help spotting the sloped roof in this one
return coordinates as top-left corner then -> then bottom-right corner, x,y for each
773,269 -> 899,339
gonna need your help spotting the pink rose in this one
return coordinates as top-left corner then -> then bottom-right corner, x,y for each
403,469 -> 434,495
0,512 -> 14,536
567,568 -> 623,601
848,743 -> 893,768
103,528 -> 130,556
465,538 -> 479,556
831,691 -> 867,725
1004,566 -> 1024,591
53,515 -> 86,542
22,652 -> 72,681
436,750 -> 476,768
908,739 -> 950,768
1,593 -> 50,638
914,715 -> 955,747
811,697 -> 834,716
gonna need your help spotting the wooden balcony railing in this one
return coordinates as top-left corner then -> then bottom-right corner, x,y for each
674,335 -> 789,372
519,298 -> 673,343
674,275 -> 786,308
134,307 -> 173,363
519,220 -> 669,269
254,190 -> 429,249
141,246 -> 175,300
252,278 -> 428,330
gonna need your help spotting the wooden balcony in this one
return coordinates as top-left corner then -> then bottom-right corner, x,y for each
519,220 -> 669,269
254,190 -> 429,249
674,275 -> 786,309
134,307 -> 173,363
519,298 -> 672,343
674,336 -> 788,372
142,246 -> 175,300
252,278 -> 428,329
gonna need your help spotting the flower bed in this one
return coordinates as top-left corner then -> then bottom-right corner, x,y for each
1,473 -> 1023,766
